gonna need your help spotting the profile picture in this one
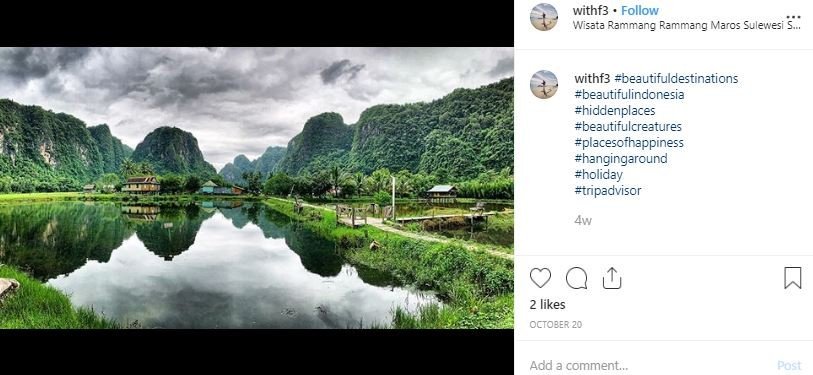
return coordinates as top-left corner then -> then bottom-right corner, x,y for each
530,3 -> 558,31
530,70 -> 558,99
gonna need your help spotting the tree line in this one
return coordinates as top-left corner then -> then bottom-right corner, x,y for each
0,157 -> 513,201
260,166 -> 513,201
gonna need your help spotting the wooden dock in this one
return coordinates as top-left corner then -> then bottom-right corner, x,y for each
394,212 -> 496,224
338,216 -> 368,227
334,201 -> 498,228
335,204 -> 369,228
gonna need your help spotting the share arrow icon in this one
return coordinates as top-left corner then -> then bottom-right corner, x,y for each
602,267 -> 622,290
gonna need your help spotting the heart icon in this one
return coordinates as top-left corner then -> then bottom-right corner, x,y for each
530,267 -> 552,288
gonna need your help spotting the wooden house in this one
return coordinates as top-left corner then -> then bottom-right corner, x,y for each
83,184 -> 96,194
200,180 -> 245,195
426,185 -> 458,203
121,205 -> 160,221
122,176 -> 160,194
200,180 -> 218,194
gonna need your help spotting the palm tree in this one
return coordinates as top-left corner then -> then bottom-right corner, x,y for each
397,176 -> 413,197
120,158 -> 137,177
354,172 -> 364,198
329,164 -> 347,198
242,171 -> 262,194
368,169 -> 391,194
138,162 -> 155,175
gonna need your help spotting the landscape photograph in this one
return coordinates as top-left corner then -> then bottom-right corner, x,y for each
0,47 -> 514,329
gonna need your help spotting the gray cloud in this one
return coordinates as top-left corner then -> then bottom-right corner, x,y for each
55,47 -> 92,66
320,59 -> 365,84
488,57 -> 514,77
0,47 -> 90,84
0,47 -> 512,169
177,74 -> 240,97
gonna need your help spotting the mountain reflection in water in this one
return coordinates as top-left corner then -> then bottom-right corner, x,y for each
0,201 -> 435,328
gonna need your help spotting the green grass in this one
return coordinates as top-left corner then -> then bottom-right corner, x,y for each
404,223 -> 423,232
0,192 -> 260,206
393,294 -> 514,329
264,198 -> 514,329
0,192 -> 87,203
303,196 -> 513,205
390,206 -> 470,218
487,212 -> 514,232
0,265 -> 119,328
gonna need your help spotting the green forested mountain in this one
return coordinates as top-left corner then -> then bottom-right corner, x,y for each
266,78 -> 513,181
219,156 -> 250,183
0,77 -> 512,194
276,112 -> 354,175
88,124 -> 133,173
351,78 -> 513,179
0,99 -> 132,191
219,146 -> 286,184
253,146 -> 287,175
131,126 -> 216,177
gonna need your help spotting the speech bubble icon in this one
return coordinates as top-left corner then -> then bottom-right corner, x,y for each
566,267 -> 588,289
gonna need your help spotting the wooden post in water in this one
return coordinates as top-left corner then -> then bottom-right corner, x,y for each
351,206 -> 356,227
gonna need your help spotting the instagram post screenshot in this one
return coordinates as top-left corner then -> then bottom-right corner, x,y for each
0,1 -> 811,373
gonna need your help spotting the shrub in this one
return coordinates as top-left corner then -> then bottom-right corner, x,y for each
11,178 -> 35,193
335,230 -> 367,249
372,191 -> 391,206
0,176 -> 11,193
416,244 -> 473,290
405,223 -> 422,232
480,266 -> 514,296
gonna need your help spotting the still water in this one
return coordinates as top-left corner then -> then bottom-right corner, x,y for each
0,201 -> 436,328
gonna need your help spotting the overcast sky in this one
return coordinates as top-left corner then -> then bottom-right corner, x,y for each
0,47 -> 513,170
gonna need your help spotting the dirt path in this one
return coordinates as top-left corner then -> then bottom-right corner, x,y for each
269,198 -> 514,262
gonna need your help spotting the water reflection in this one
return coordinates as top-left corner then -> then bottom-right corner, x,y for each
0,201 -> 435,328
434,221 -> 514,248
0,202 -> 132,280
121,205 -> 160,222
133,205 -> 214,261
